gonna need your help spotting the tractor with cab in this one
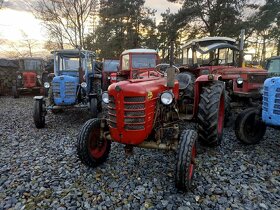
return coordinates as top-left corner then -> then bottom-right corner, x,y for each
76,46 -> 226,191
33,49 -> 102,128
179,37 -> 267,122
266,56 -> 280,77
12,57 -> 45,98
235,76 -> 280,144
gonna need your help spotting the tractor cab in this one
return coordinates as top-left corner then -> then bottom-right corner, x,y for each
266,56 -> 280,77
117,49 -> 161,80
13,57 -> 45,98
181,37 -> 239,76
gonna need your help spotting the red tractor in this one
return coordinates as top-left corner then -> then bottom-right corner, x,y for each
12,57 -> 45,98
179,37 -> 267,122
77,47 -> 226,191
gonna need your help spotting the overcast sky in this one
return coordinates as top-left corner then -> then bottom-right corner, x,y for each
0,0 -> 181,41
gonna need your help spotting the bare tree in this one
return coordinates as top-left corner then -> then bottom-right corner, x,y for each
20,30 -> 38,57
31,0 -> 97,49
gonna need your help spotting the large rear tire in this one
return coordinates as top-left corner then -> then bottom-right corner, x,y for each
235,108 -> 266,145
33,100 -> 45,128
77,119 -> 111,167
175,129 -> 197,191
198,82 -> 225,146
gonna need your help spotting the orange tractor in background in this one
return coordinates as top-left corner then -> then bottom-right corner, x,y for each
12,57 -> 45,98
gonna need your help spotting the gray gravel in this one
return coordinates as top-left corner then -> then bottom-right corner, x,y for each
0,96 -> 280,210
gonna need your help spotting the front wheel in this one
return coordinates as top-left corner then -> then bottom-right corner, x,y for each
235,108 -> 266,144
197,82 -> 225,146
77,119 -> 111,167
33,100 -> 46,128
175,129 -> 197,191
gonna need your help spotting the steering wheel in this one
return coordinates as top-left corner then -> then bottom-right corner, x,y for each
155,64 -> 180,74
208,58 -> 223,66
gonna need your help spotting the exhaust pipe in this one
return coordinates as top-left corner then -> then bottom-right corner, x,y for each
167,40 -> 175,88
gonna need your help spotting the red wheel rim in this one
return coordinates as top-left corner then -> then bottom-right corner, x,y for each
217,93 -> 225,134
88,127 -> 107,159
188,144 -> 196,180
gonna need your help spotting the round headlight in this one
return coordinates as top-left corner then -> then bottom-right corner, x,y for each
81,82 -> 87,88
17,75 -> 22,79
37,75 -> 41,79
102,91 -> 109,104
160,91 -> 174,105
44,82 -> 50,89
237,77 -> 243,85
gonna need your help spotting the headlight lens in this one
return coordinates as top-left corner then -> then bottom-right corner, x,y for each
37,75 -> 41,79
17,75 -> 22,79
102,91 -> 109,104
44,82 -> 50,88
237,77 -> 243,85
160,91 -> 174,105
81,82 -> 87,88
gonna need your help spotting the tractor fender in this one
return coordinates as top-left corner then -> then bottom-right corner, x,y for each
193,74 -> 224,118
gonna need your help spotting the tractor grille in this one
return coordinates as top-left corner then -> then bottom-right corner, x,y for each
263,86 -> 268,112
274,88 -> 280,115
65,82 -> 76,97
248,75 -> 267,83
108,96 -> 117,128
52,82 -> 60,98
108,95 -> 146,130
52,81 -> 76,98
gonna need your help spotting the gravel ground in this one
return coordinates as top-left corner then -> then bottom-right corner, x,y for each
0,96 -> 279,210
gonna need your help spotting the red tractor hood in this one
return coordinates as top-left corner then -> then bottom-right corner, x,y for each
107,77 -> 179,145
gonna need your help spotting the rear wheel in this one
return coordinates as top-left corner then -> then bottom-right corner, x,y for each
90,98 -> 98,118
235,108 -> 266,144
77,119 -> 111,167
175,129 -> 197,191
33,100 -> 45,128
12,86 -> 19,98
198,82 -> 225,146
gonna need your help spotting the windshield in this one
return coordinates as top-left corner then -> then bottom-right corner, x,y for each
104,60 -> 119,72
24,59 -> 43,71
267,59 -> 280,73
131,54 -> 156,69
183,47 -> 234,66
59,57 -> 82,71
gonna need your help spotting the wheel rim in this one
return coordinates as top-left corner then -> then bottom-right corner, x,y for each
217,94 -> 225,134
188,144 -> 196,180
88,127 -> 107,159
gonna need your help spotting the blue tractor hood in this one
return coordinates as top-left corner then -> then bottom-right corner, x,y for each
52,75 -> 79,106
262,77 -> 280,126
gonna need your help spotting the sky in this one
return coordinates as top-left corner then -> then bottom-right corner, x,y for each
0,0 -> 181,42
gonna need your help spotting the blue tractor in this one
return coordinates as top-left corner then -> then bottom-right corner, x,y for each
33,49 -> 102,128
235,64 -> 280,144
